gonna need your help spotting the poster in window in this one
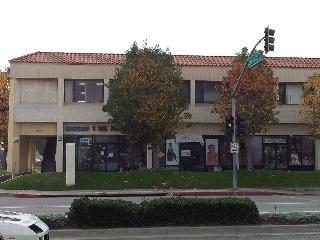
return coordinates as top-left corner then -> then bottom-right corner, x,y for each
206,139 -> 219,166
290,153 -> 300,165
166,139 -> 179,166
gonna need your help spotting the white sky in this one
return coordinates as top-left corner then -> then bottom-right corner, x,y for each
0,0 -> 319,70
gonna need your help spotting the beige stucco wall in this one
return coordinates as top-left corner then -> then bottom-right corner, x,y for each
8,62 -> 320,173
10,63 -> 320,125
20,123 -> 57,136
19,78 -> 57,104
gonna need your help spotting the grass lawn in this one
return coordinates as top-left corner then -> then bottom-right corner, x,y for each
1,169 -> 320,191
0,169 -> 8,175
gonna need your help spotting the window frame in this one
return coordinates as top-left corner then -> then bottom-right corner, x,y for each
195,80 -> 220,104
64,79 -> 104,103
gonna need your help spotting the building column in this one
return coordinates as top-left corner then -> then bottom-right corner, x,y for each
190,80 -> 196,109
27,138 -> 36,172
55,78 -> 64,172
315,140 -> 320,170
55,121 -> 64,172
104,78 -> 109,104
7,78 -> 21,174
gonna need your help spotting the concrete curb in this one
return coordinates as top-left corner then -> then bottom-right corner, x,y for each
172,190 -> 285,197
1,187 -> 319,198
12,191 -> 167,198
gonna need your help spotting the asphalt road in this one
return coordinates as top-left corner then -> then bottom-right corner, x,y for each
0,195 -> 320,215
50,225 -> 320,239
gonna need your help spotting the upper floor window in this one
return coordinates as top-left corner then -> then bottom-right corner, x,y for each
182,80 -> 190,103
65,79 -> 104,103
195,81 -> 220,103
278,82 -> 303,105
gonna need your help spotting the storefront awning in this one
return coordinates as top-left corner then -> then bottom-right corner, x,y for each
175,134 -> 204,144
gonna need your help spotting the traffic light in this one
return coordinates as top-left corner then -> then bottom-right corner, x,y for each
236,116 -> 246,137
225,114 -> 234,142
264,27 -> 275,54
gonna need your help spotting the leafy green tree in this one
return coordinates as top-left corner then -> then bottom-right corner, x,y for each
0,68 -> 9,167
301,73 -> 320,139
214,48 -> 279,168
103,43 -> 190,164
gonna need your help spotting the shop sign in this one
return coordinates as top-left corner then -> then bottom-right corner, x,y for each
180,150 -> 191,157
264,137 -> 287,144
175,134 -> 204,144
64,123 -> 112,135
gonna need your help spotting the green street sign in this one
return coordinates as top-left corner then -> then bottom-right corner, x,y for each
247,50 -> 263,69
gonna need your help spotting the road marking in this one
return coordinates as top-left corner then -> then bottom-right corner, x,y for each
260,210 -> 320,213
263,202 -> 306,205
0,207 -> 26,209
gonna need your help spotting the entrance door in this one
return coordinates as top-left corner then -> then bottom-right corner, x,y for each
264,144 -> 287,169
105,144 -> 119,171
179,143 -> 203,171
94,144 -> 119,171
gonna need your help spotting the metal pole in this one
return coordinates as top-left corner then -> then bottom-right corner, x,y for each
231,96 -> 237,190
231,36 -> 265,191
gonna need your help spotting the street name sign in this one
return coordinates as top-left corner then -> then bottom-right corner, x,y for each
247,50 -> 263,69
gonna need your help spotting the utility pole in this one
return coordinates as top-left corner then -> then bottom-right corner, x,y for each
231,27 -> 275,191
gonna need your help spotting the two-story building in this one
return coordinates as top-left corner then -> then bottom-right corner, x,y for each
7,52 -> 320,174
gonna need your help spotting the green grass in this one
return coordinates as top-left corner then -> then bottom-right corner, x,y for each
1,170 -> 320,191
0,169 -> 7,175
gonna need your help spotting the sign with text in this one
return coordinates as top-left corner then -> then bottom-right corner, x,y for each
247,50 -> 263,69
230,142 -> 238,153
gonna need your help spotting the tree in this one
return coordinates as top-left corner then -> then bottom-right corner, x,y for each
103,43 -> 190,165
301,73 -> 320,139
0,68 -> 10,166
214,48 -> 279,168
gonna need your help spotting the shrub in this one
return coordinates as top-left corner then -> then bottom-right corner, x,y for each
67,197 -> 258,228
38,214 -> 71,229
68,197 -> 140,228
140,197 -> 259,226
260,212 -> 320,225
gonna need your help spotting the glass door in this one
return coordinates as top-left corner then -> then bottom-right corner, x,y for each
93,143 -> 107,171
264,144 -> 288,170
105,144 -> 119,171
264,145 -> 276,169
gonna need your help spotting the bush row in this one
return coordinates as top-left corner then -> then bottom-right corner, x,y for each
260,212 -> 320,225
67,197 -> 259,228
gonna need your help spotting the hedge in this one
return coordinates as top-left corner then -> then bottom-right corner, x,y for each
68,197 -> 140,228
140,197 -> 258,225
68,197 -> 258,227
260,212 -> 320,225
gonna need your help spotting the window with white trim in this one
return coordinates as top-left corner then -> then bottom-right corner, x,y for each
65,79 -> 104,103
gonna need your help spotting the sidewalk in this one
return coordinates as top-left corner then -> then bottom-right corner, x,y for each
1,187 -> 318,198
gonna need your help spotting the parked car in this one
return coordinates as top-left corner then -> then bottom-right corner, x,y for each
0,210 -> 49,239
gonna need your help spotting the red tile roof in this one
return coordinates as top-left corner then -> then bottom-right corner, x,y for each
9,51 -> 320,68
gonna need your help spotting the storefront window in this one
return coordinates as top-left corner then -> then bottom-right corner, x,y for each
246,136 -> 263,168
78,137 -> 93,170
301,136 -> 314,167
288,136 -> 302,166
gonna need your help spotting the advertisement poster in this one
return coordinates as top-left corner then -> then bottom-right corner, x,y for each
166,139 -> 179,166
290,153 -> 300,165
205,139 -> 219,166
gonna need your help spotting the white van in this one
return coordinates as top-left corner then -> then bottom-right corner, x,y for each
0,211 -> 49,240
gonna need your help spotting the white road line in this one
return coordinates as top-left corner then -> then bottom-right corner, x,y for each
262,202 -> 306,205
260,210 -> 320,213
0,206 -> 27,209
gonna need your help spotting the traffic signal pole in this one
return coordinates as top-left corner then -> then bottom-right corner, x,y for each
231,36 -> 265,191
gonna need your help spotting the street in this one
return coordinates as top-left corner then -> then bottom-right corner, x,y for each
0,194 -> 320,215
50,225 -> 320,239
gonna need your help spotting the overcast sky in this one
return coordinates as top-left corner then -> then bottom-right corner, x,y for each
0,0 -> 319,70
